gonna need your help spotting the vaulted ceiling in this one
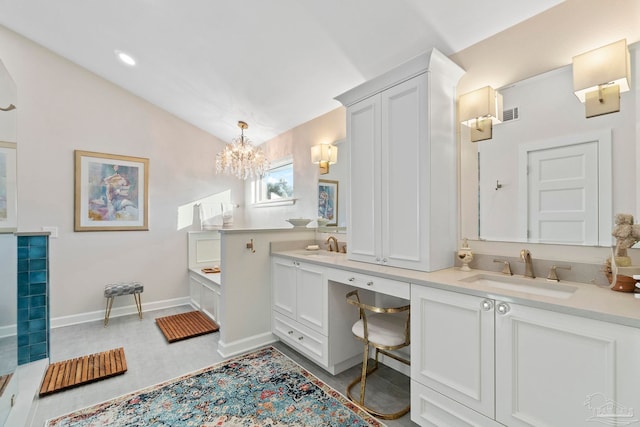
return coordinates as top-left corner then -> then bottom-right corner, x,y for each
0,0 -> 564,143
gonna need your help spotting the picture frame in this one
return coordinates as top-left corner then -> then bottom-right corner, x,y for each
318,179 -> 338,226
74,150 -> 149,231
0,142 -> 17,233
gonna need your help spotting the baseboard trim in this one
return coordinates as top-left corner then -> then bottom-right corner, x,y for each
50,297 -> 191,329
379,352 -> 411,377
0,324 -> 16,339
217,332 -> 277,358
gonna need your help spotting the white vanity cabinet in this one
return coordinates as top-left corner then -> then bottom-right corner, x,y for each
411,286 -> 495,423
411,285 -> 640,427
272,257 -> 327,334
188,231 -> 222,325
494,303 -> 640,427
336,49 -> 464,272
271,256 -> 363,375
189,272 -> 221,325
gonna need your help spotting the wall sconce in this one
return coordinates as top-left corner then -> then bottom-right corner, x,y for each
572,39 -> 631,118
459,86 -> 503,142
311,144 -> 338,174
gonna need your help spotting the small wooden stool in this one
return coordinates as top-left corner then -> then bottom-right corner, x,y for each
104,282 -> 144,326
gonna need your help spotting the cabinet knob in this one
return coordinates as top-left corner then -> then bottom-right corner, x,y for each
375,257 -> 381,262
366,281 -> 374,286
496,303 -> 510,315
288,330 -> 294,335
382,258 -> 388,263
298,336 -> 304,341
481,300 -> 493,311
348,277 -> 355,282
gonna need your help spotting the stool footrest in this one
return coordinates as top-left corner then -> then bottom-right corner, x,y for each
104,282 -> 144,327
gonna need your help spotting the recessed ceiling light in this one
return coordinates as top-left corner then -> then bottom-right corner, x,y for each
115,50 -> 136,67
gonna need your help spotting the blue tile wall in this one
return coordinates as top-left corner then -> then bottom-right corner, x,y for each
16,234 -> 49,365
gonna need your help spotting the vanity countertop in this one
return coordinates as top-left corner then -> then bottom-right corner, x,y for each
271,249 -> 640,329
189,267 -> 221,286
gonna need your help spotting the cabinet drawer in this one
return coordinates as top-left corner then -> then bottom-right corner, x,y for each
273,312 -> 328,366
411,380 -> 502,427
326,268 -> 410,299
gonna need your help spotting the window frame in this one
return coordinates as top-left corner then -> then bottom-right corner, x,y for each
251,156 -> 296,207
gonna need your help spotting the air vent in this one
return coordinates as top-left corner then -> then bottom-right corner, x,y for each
502,107 -> 519,122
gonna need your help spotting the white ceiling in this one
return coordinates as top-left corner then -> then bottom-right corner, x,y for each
0,0 -> 563,144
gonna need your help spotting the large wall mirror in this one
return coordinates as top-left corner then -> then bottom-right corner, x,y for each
460,41 -> 639,247
0,57 -> 17,425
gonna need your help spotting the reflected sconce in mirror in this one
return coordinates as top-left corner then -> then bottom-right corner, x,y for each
311,144 -> 338,174
459,86 -> 503,142
573,39 -> 631,118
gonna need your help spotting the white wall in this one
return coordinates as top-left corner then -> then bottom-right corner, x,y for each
0,58 -> 16,142
0,25 -> 245,319
242,107 -> 347,228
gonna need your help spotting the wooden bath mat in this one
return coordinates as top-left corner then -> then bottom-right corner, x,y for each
156,311 -> 219,343
0,373 -> 13,397
39,347 -> 127,396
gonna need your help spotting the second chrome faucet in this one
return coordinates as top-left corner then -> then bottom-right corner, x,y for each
520,249 -> 535,278
326,236 -> 339,252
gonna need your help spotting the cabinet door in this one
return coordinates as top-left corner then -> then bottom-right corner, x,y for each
495,303 -> 640,427
381,74 -> 428,270
271,258 -> 297,318
189,274 -> 202,309
347,95 -> 381,265
296,262 -> 327,334
201,284 -> 217,322
411,285 -> 495,418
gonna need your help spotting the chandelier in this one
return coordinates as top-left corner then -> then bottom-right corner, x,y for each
216,121 -> 270,180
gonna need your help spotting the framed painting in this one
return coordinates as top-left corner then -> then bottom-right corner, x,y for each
318,179 -> 338,226
74,150 -> 149,231
0,142 -> 17,233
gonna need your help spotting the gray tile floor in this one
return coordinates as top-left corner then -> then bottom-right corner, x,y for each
29,305 -> 416,426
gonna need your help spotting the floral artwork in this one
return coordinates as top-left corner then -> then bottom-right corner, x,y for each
318,179 -> 338,226
75,151 -> 149,231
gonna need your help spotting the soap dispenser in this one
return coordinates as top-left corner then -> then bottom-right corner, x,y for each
457,238 -> 474,271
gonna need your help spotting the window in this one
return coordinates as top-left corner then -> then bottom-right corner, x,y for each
253,157 -> 295,205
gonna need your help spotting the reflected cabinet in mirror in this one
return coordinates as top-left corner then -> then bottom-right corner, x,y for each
0,56 -> 17,426
460,42 -> 639,247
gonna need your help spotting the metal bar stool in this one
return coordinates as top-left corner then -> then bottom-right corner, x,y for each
104,282 -> 144,326
346,289 -> 410,420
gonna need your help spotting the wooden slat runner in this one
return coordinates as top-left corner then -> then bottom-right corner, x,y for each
39,347 -> 127,396
156,311 -> 219,343
0,373 -> 12,397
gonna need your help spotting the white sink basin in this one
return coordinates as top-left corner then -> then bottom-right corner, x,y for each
297,251 -> 342,260
460,274 -> 578,299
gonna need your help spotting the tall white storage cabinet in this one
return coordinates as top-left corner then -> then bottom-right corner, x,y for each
335,49 -> 464,272
411,285 -> 640,427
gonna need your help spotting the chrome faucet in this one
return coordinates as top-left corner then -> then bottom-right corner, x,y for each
493,259 -> 513,275
326,236 -> 339,252
520,249 -> 535,278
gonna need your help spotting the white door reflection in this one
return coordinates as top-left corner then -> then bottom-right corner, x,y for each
479,130 -> 612,245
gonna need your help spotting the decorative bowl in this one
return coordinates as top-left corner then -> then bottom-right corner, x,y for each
316,218 -> 329,227
286,218 -> 312,228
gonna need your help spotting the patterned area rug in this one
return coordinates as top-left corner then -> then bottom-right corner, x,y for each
45,346 -> 384,427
